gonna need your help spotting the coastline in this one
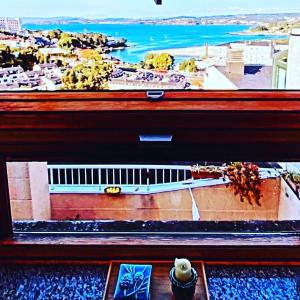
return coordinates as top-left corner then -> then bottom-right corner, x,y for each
229,30 -> 289,37
149,39 -> 275,57
21,23 -> 289,64
151,46 -> 210,57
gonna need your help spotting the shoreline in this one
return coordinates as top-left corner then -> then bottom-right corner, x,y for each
229,30 -> 289,37
150,37 -> 280,57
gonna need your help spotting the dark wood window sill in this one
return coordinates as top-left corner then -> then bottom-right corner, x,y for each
0,233 -> 299,261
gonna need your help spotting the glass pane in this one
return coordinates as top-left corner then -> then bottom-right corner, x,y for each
8,161 -> 300,232
1,1 -> 300,91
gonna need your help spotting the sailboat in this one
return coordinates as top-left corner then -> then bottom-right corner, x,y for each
150,36 -> 154,41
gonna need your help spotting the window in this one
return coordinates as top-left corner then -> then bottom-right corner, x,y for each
0,0 -> 300,255
1,0 -> 300,91
7,161 -> 300,234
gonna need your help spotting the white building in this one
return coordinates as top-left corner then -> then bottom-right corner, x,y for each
286,29 -> 300,89
0,18 -> 22,32
33,63 -> 62,78
0,66 -> 25,85
203,66 -> 237,90
230,42 -> 274,66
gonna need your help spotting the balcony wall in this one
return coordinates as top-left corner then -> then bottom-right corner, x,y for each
7,162 -> 294,222
193,178 -> 281,221
7,162 -> 32,220
8,162 -> 51,220
50,178 -> 281,221
51,190 -> 193,221
278,178 -> 300,220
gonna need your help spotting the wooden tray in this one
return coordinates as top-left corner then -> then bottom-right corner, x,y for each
105,260 -> 209,300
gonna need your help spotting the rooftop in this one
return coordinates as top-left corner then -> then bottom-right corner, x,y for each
217,65 -> 273,89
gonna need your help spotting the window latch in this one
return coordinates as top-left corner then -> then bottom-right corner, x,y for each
139,134 -> 173,142
146,90 -> 165,101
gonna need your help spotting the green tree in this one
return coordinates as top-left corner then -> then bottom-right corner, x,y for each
143,53 -> 174,70
179,58 -> 198,73
80,49 -> 102,61
153,53 -> 174,70
62,60 -> 112,90
58,33 -> 81,50
16,47 -> 39,71
48,29 -> 62,40
0,45 -> 16,67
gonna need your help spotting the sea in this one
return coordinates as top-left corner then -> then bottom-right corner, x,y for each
24,23 -> 282,64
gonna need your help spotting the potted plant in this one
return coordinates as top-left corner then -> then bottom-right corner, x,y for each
190,164 -> 223,179
224,162 -> 262,206
169,258 -> 198,300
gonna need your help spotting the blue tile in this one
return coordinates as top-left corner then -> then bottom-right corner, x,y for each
114,264 -> 152,300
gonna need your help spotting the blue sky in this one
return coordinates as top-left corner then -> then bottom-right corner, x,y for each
2,0 -> 300,18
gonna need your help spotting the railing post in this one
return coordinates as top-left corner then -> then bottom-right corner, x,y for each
98,168 -> 101,185
147,168 -> 150,191
64,168 -> 67,184
50,167 -> 54,185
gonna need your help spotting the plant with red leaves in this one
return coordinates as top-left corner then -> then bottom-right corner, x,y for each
224,162 -> 262,206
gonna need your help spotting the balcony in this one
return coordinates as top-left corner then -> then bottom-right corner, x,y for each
7,162 -> 293,222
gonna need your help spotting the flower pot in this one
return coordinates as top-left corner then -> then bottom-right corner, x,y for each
191,171 -> 222,180
169,267 -> 198,300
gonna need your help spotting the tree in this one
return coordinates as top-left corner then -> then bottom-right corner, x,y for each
62,60 -> 113,90
143,53 -> 156,69
153,53 -> 174,70
0,45 -> 15,67
79,49 -> 102,62
47,29 -> 62,40
254,25 -> 269,32
179,58 -> 198,73
58,33 -> 81,50
143,53 -> 174,71
36,52 -> 50,64
91,34 -> 107,47
16,47 -> 39,71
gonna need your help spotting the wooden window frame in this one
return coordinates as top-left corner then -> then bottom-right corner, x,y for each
1,90 -> 300,261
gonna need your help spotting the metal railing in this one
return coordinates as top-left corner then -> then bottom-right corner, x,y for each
48,164 -> 192,194
48,164 -> 281,194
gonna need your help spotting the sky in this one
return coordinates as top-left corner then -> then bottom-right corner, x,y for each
2,0 -> 300,19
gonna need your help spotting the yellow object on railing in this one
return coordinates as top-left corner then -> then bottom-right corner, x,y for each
104,186 -> 122,196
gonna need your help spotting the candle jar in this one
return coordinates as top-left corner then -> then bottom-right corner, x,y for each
169,267 -> 198,300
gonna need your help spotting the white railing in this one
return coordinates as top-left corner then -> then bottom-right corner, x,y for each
48,164 -> 192,194
48,164 -> 281,194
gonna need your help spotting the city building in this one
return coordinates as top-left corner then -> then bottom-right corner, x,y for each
272,29 -> 300,89
0,17 -> 22,32
272,50 -> 288,89
286,29 -> 300,89
33,63 -> 62,78
230,41 -> 275,66
0,66 -> 25,85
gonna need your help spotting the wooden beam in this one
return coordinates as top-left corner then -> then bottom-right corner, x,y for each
0,156 -> 13,239
1,234 -> 300,260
